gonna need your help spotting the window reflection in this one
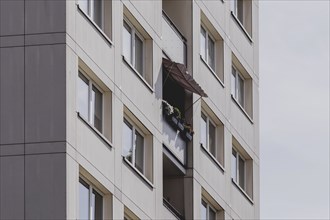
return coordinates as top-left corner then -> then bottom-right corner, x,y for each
79,179 -> 89,220
123,121 -> 133,162
232,149 -> 237,182
123,21 -> 132,63
78,73 -> 89,120
200,114 -> 207,148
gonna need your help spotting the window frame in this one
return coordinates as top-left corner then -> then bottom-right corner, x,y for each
232,148 -> 246,190
123,118 -> 146,175
201,199 -> 217,220
78,70 -> 104,133
79,177 -> 104,220
200,112 -> 217,158
230,0 -> 253,41
200,25 -> 216,71
123,18 -> 145,77
231,0 -> 239,19
124,209 -> 139,220
231,65 -> 245,107
79,0 -> 105,29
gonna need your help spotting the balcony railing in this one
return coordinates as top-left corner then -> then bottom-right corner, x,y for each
162,11 -> 187,65
162,114 -> 187,165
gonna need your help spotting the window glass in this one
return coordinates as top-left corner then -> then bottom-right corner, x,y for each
93,189 -> 103,220
239,156 -> 245,189
92,86 -> 103,132
91,191 -> 95,220
208,36 -> 215,70
201,200 -> 207,220
78,73 -> 89,120
237,74 -> 244,106
237,0 -> 244,23
135,130 -> 144,173
231,68 -> 236,97
209,208 -> 216,220
93,0 -> 103,28
135,34 -> 143,75
200,27 -> 206,59
209,122 -> 216,157
231,0 -> 237,14
200,114 -> 207,148
79,179 -> 90,220
79,0 -> 89,14
123,121 -> 133,162
231,149 -> 237,182
123,21 -> 132,63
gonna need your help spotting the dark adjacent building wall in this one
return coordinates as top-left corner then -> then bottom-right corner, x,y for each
0,1 -> 67,219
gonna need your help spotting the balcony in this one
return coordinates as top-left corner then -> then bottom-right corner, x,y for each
161,54 -> 208,220
163,147 -> 185,220
162,11 -> 187,65
162,101 -> 188,165
162,58 -> 208,165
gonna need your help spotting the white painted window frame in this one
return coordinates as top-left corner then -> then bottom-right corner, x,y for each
79,0 -> 104,29
78,70 -> 104,133
79,177 -> 104,220
123,118 -> 146,175
232,148 -> 246,190
231,0 -> 238,17
123,18 -> 145,77
200,25 -> 216,71
202,199 -> 217,220
201,112 -> 217,157
232,65 -> 245,107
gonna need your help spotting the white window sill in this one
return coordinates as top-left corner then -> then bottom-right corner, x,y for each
122,157 -> 154,189
77,112 -> 113,148
231,95 -> 254,124
231,178 -> 254,204
230,11 -> 253,43
122,55 -> 154,93
77,4 -> 113,46
200,55 -> 225,88
200,144 -> 225,172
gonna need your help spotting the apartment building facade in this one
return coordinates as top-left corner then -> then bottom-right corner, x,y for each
0,0 -> 259,219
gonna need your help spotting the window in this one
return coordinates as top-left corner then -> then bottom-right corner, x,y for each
232,149 -> 245,190
200,103 -> 225,168
123,19 -> 144,76
78,0 -> 112,39
200,113 -> 216,157
79,0 -> 103,28
201,199 -> 216,220
231,137 -> 253,200
122,108 -> 153,183
122,119 -> 145,174
200,26 -> 215,71
231,65 -> 245,107
231,0 -> 252,36
79,178 -> 103,220
78,72 -> 103,133
200,13 -> 225,83
231,54 -> 253,119
122,7 -> 153,87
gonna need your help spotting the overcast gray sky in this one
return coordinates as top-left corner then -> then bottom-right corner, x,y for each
260,0 -> 329,219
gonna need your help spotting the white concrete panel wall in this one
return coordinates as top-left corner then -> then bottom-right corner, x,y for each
65,0 -> 259,219
192,0 -> 260,219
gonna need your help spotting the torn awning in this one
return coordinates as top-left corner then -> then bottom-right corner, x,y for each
162,58 -> 208,97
